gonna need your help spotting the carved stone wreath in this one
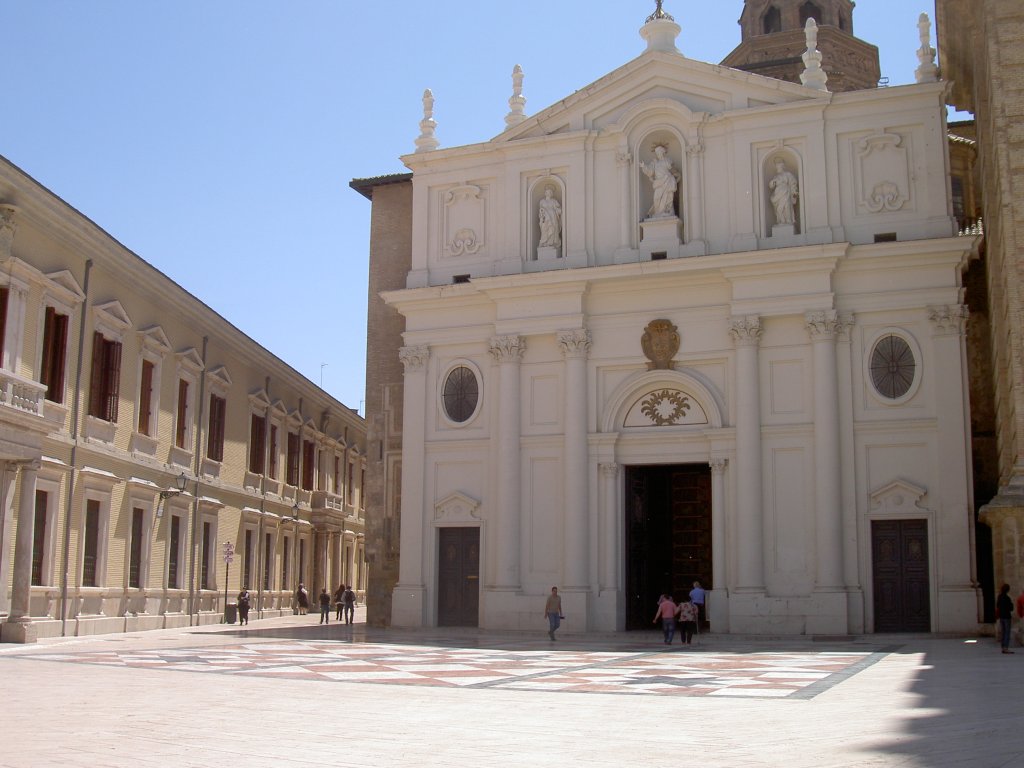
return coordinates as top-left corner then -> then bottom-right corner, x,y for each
640,389 -> 691,426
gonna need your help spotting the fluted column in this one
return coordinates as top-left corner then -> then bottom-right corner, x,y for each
599,462 -> 618,591
396,345 -> 429,588
3,461 -> 39,643
806,310 -> 844,589
730,316 -> 764,591
558,329 -> 591,589
490,335 -> 525,589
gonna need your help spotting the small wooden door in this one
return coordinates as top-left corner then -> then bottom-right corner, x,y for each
437,527 -> 480,627
872,519 -> 931,632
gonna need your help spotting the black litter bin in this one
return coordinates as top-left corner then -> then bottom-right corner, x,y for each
224,603 -> 237,624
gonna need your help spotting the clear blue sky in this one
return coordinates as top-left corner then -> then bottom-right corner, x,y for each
2,1 -> 943,413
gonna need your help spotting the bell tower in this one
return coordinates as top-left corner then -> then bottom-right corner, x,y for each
721,0 -> 880,92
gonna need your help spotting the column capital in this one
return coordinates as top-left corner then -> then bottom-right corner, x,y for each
399,345 -> 430,372
928,304 -> 968,337
835,312 -> 855,343
489,334 -> 526,363
709,457 -> 728,475
729,315 -> 762,347
557,329 -> 591,359
805,309 -> 839,341
599,462 -> 618,477
0,204 -> 17,261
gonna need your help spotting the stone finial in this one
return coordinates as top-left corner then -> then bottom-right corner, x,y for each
414,88 -> 439,153
505,65 -> 526,128
0,204 -> 17,261
915,13 -> 939,84
799,18 -> 829,92
640,0 -> 680,53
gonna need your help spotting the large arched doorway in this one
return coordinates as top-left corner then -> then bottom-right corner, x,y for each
624,463 -> 712,629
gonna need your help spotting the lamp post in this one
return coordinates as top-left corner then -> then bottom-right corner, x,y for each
157,472 -> 189,516
222,540 -> 235,623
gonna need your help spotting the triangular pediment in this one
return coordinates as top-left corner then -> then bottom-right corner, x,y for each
870,479 -> 928,514
494,50 -> 819,145
434,491 -> 481,523
43,269 -> 85,303
138,325 -> 172,354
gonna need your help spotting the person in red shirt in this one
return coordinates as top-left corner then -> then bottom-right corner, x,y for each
653,594 -> 678,645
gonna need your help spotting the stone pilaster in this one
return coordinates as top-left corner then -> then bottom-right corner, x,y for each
489,335 -> 525,590
729,315 -> 764,591
558,329 -> 591,589
805,310 -> 844,590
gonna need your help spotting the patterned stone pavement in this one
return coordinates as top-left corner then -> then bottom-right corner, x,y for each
18,637 -> 888,698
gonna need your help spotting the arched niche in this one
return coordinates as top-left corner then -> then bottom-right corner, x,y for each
763,150 -> 803,236
528,176 -> 565,261
763,5 -> 781,34
601,368 -> 725,434
636,130 -> 683,238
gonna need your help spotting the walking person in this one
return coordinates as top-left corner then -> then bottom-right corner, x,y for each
544,586 -> 563,641
343,584 -> 356,625
237,588 -> 251,626
296,582 -> 309,615
676,596 -> 698,645
334,584 -> 345,621
319,588 -> 332,625
997,583 -> 1014,654
653,593 -> 677,645
690,581 -> 707,631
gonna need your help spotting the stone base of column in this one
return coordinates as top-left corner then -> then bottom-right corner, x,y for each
980,489 -> 1024,593
390,584 -> 427,628
707,589 -> 729,634
1,619 -> 37,644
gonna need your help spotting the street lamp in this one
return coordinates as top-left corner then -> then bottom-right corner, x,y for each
156,472 -> 189,516
159,472 -> 188,499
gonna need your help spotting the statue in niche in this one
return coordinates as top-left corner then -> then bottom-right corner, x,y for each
640,144 -> 679,219
537,186 -> 562,249
768,158 -> 799,225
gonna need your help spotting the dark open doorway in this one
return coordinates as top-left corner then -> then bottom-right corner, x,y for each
625,463 -> 712,629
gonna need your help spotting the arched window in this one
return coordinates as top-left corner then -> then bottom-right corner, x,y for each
800,2 -> 823,27
763,6 -> 781,34
837,12 -> 847,31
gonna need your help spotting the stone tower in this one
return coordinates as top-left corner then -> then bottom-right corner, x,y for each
721,0 -> 881,92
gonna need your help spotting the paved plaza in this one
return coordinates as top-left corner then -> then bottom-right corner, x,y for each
2,613 -> 1023,767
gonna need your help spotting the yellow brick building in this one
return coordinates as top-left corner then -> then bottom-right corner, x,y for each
0,156 -> 367,642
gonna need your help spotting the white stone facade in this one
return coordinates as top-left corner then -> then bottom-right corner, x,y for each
382,16 -> 980,634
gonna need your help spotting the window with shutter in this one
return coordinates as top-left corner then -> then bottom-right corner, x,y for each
249,414 -> 266,474
175,379 -> 189,448
138,360 -> 154,435
88,332 -> 122,422
301,439 -> 315,490
207,394 -> 226,462
286,432 -> 300,486
40,307 -> 69,403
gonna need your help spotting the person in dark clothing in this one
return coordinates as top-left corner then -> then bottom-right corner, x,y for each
319,588 -> 332,624
997,583 -> 1015,654
334,584 -> 345,621
237,588 -> 251,625
296,583 -> 309,615
343,585 -> 356,625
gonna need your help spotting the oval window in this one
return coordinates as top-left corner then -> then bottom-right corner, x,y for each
869,334 -> 916,400
442,366 -> 479,423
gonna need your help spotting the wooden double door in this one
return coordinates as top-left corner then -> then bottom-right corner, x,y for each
437,527 -> 480,626
872,519 -> 931,632
625,464 -> 712,629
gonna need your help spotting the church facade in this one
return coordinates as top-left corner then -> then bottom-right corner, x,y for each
356,5 -> 981,634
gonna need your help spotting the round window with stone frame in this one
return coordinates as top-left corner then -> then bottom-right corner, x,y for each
441,365 -> 480,425
869,332 -> 918,402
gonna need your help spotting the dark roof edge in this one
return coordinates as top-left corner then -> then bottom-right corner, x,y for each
349,173 -> 413,200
